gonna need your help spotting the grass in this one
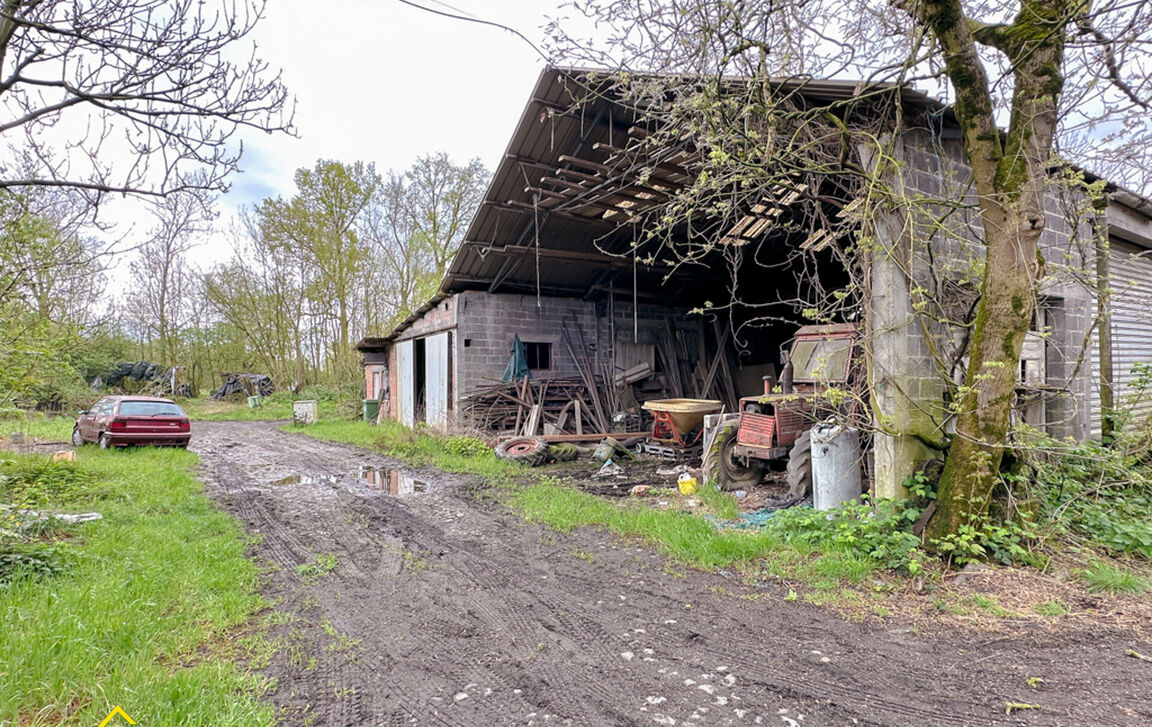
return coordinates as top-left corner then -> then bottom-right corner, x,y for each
296,553 -> 338,581
181,386 -> 352,422
1081,559 -> 1150,594
0,420 -> 274,727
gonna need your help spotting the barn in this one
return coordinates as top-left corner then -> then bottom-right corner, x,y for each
358,66 -> 1152,497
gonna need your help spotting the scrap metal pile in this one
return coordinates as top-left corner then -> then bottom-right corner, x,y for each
210,373 -> 275,400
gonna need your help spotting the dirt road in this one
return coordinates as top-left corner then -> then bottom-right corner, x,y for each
192,421 -> 1150,727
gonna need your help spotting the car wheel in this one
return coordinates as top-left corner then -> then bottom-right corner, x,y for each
71,427 -> 86,447
98,433 -> 112,450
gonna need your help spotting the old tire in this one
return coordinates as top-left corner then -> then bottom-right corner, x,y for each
98,433 -> 112,450
703,423 -> 765,491
786,431 -> 812,499
495,437 -> 549,467
71,427 -> 85,447
547,442 -> 580,462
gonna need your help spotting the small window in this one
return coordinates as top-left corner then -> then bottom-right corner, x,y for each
525,342 -> 552,370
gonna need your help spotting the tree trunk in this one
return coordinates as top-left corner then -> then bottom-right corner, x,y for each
917,0 -> 1066,542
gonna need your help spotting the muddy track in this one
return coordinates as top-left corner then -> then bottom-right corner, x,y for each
192,421 -> 1151,727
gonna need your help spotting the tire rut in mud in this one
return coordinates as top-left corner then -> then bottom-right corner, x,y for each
191,421 -> 1152,727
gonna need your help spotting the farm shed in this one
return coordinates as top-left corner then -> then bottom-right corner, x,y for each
359,66 -> 1152,497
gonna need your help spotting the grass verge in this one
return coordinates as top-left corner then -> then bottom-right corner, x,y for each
1,418 -> 274,727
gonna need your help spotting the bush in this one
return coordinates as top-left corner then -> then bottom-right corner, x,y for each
764,497 -> 927,574
1023,434 -> 1152,559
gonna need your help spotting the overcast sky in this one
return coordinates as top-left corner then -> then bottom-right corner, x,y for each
223,0 -> 561,213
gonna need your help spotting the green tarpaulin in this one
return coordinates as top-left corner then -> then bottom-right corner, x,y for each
502,333 -> 530,382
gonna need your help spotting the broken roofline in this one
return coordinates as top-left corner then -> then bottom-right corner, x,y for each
439,65 -> 951,302
372,67 -> 1152,346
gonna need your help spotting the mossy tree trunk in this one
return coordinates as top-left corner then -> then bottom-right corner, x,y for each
911,0 -> 1069,541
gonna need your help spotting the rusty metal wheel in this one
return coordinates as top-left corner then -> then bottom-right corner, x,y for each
495,436 -> 549,467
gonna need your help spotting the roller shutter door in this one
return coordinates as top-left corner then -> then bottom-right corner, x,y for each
1107,239 -> 1152,424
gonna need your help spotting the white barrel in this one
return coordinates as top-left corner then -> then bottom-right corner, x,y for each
810,423 -> 862,510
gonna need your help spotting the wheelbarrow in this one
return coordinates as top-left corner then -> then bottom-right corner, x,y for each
641,398 -> 723,446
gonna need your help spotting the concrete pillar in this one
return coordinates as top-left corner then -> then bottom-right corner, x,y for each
861,136 -> 944,499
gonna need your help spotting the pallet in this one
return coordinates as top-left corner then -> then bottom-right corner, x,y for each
639,441 -> 703,461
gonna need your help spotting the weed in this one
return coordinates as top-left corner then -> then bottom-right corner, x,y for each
1081,560 -> 1150,593
1026,677 -> 1045,688
296,553 -> 338,581
966,594 -> 1015,617
1033,599 -> 1069,617
572,549 -> 595,563
400,547 -> 429,572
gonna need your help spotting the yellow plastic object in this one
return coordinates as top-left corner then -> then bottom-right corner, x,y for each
678,472 -> 698,495
641,398 -> 723,433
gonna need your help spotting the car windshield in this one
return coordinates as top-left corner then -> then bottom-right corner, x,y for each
119,401 -> 185,417
790,337 -> 852,382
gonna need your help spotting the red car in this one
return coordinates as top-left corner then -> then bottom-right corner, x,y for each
72,395 -> 191,449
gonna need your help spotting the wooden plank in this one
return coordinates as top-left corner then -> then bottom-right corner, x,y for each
535,432 -> 648,443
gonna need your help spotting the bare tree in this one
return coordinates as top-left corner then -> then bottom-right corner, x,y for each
126,184 -> 214,364
0,0 -> 293,204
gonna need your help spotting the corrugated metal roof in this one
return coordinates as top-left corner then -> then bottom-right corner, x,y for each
441,65 -> 944,301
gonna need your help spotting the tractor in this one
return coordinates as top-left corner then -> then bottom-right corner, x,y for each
703,323 -> 861,497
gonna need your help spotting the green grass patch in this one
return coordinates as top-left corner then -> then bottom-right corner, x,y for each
1081,559 -> 1150,594
1033,599 -> 1070,617
181,385 -> 351,422
0,441 -> 274,726
296,553 -> 338,581
0,413 -> 73,442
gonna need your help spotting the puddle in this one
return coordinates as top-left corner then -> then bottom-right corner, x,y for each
269,474 -> 340,487
265,467 -> 428,495
356,465 -> 428,495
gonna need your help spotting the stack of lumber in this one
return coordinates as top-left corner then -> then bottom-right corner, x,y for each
461,377 -> 611,436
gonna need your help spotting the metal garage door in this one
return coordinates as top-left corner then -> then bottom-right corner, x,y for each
1106,239 -> 1152,424
397,340 -> 415,427
424,332 -> 450,429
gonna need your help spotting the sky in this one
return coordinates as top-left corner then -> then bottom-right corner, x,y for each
90,0 -> 571,280
222,0 -> 561,214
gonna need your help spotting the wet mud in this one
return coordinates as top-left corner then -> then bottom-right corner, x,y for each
192,421 -> 1151,726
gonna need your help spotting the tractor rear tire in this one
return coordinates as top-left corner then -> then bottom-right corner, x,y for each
495,437 -> 549,467
703,423 -> 766,491
786,431 -> 813,499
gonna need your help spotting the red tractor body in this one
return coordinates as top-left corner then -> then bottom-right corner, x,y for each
705,323 -> 860,493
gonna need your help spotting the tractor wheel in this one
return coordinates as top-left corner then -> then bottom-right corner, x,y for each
495,437 -> 549,467
703,423 -> 766,491
786,431 -> 813,499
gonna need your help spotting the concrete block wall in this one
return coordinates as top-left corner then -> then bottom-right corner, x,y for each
393,297 -> 457,342
455,291 -> 600,397
454,291 -> 704,400
868,127 -> 1101,495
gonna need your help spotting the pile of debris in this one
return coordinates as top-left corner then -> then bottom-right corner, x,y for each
210,373 -> 275,400
461,377 -> 611,436
91,361 -> 191,397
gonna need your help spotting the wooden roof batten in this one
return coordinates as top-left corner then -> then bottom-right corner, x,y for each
441,65 -> 950,304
